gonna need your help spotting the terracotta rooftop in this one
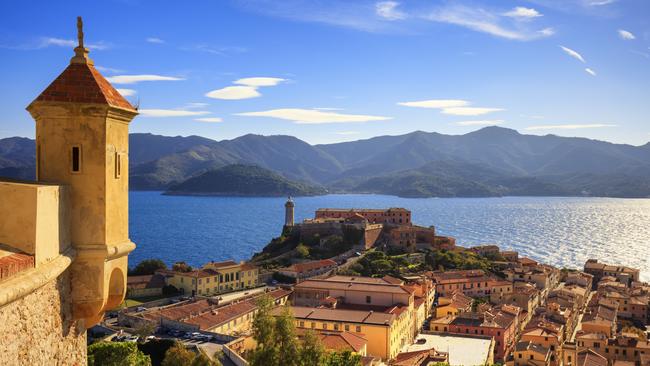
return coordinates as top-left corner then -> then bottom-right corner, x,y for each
576,349 -> 608,366
295,276 -> 411,295
286,306 -> 396,326
30,63 -> 135,111
126,274 -> 166,290
0,248 -> 35,281
284,259 -> 337,274
316,331 -> 367,353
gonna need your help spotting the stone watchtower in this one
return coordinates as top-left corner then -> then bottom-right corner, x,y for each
285,196 -> 295,227
26,17 -> 138,326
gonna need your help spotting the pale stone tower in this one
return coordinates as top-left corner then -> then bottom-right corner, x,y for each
285,196 -> 295,227
26,17 -> 138,327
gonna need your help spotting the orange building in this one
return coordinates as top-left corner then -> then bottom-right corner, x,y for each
315,208 -> 411,225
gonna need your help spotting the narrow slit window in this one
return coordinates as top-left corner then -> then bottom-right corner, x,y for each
36,144 -> 41,179
71,146 -> 81,173
115,152 -> 122,178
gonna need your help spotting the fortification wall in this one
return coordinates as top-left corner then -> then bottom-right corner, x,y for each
0,270 -> 85,366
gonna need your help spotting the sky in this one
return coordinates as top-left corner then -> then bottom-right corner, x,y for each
0,0 -> 649,145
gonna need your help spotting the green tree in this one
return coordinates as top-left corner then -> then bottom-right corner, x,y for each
133,322 -> 156,341
274,307 -> 300,366
295,243 -> 310,258
190,352 -> 221,366
172,261 -> 193,273
130,259 -> 167,276
88,342 -> 151,366
299,330 -> 325,366
324,350 -> 362,366
162,344 -> 195,366
249,295 -> 278,366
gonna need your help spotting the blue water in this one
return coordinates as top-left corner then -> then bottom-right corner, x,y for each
129,192 -> 650,282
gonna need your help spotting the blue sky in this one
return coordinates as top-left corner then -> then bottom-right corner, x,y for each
1,0 -> 649,145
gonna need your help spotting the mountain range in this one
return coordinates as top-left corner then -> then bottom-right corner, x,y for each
1,126 -> 649,198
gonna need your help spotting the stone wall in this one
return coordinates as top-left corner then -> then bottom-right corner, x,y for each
0,270 -> 86,366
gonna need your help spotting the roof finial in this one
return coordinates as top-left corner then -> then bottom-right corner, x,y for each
77,16 -> 84,49
71,16 -> 93,65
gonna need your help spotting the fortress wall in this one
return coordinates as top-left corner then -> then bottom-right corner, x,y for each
0,270 -> 86,366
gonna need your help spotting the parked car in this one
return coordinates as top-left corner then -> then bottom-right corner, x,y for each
125,336 -> 139,343
135,307 -> 147,313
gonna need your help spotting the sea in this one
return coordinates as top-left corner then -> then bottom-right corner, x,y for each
129,192 -> 650,282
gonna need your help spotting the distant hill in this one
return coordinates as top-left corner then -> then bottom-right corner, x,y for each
2,127 -> 650,198
164,164 -> 328,197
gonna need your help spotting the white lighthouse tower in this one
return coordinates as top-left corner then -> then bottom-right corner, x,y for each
284,196 -> 295,227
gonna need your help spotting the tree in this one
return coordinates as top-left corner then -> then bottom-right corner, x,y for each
190,352 -> 221,366
172,261 -> 193,273
161,344 -> 195,366
137,339 -> 177,366
274,307 -> 300,366
249,295 -> 279,366
133,322 -> 156,341
130,259 -> 167,276
324,350 -> 362,366
295,243 -> 310,258
88,342 -> 151,366
299,330 -> 325,366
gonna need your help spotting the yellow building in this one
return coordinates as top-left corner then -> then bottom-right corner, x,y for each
0,18 -> 136,364
283,306 -> 411,360
435,291 -> 473,319
162,260 -> 259,296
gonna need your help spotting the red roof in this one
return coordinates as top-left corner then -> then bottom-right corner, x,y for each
286,259 -> 337,274
31,63 -> 135,111
0,251 -> 35,281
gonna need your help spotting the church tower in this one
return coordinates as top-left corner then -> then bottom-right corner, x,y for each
285,196 -> 295,227
26,17 -> 138,326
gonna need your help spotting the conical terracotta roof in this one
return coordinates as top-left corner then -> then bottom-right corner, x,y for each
31,62 -> 135,111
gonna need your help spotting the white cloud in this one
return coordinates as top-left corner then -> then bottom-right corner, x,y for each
39,37 -> 109,50
234,77 -> 285,87
442,107 -> 504,116
205,86 -> 261,100
207,76 -> 286,100
146,37 -> 165,44
560,45 -> 586,63
116,88 -> 136,97
456,120 -> 504,126
585,68 -> 597,76
376,1 -> 406,21
586,0 -> 617,6
617,29 -> 635,40
526,124 -> 617,131
195,117 -> 223,122
503,7 -> 542,19
397,99 -> 469,109
235,108 -> 391,124
184,102 -> 210,109
424,5 -> 553,41
138,109 -> 210,117
106,74 -> 185,84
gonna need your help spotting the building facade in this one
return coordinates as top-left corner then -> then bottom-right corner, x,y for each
0,18 -> 136,365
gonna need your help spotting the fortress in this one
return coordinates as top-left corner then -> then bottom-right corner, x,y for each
0,18 -> 137,364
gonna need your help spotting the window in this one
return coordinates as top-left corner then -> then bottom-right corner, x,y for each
115,152 -> 122,178
366,296 -> 372,304
311,322 -> 316,329
299,321 -> 304,327
71,146 -> 81,173
322,323 -> 328,330
334,324 -> 339,331
344,324 -> 350,331
355,326 -> 361,333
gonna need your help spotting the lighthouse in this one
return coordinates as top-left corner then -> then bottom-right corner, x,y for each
284,196 -> 295,227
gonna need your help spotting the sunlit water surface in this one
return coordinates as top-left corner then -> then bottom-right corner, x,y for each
130,193 -> 650,281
